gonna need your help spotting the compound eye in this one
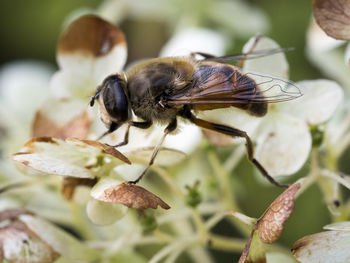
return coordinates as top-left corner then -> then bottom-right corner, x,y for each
102,75 -> 130,122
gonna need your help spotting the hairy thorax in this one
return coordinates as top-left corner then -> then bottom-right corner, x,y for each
126,58 -> 194,123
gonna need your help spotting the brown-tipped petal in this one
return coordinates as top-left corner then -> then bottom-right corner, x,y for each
324,221 -> 350,231
58,15 -> 126,57
0,219 -> 60,263
32,99 -> 92,140
19,214 -> 99,262
312,0 -> 350,40
292,231 -> 350,263
0,209 -> 32,222
56,15 -> 127,83
62,177 -> 97,200
126,147 -> 186,166
257,183 -> 300,244
12,137 -> 129,178
75,139 -> 131,164
97,182 -> 170,210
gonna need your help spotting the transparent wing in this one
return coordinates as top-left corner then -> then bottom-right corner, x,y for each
192,47 -> 293,63
166,65 -> 301,106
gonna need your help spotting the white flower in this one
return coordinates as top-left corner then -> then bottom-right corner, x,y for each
0,210 -> 98,263
306,19 -> 350,92
160,27 -> 226,57
0,61 -> 54,155
50,15 -> 127,99
292,221 -> 350,263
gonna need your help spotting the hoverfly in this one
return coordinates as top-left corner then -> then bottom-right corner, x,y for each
90,42 -> 301,187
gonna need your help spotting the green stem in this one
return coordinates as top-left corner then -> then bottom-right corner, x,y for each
207,150 -> 251,236
207,150 -> 237,210
295,149 -> 318,199
152,166 -> 183,196
207,234 -> 246,252
223,144 -> 245,172
69,202 -> 95,240
191,207 -> 208,240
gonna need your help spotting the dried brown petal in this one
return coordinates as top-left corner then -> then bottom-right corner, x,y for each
97,182 -> 170,210
32,99 -> 92,140
0,219 -> 60,263
13,137 -> 130,178
0,209 -> 32,222
257,183 -> 300,243
32,112 -> 61,138
75,139 -> 131,164
58,15 -> 126,57
24,137 -> 58,148
62,177 -> 97,200
33,111 -> 91,139
312,0 -> 350,40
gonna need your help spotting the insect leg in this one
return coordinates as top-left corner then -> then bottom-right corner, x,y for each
183,111 -> 288,188
97,122 -> 121,141
236,34 -> 262,68
107,120 -> 153,147
190,52 -> 217,59
129,118 -> 177,184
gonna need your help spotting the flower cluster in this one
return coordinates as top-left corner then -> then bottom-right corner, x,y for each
0,0 -> 350,262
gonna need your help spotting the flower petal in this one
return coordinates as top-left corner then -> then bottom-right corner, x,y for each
49,70 -> 95,99
292,230 -> 350,263
324,221 -> 350,231
279,80 -> 343,125
12,137 -> 129,178
126,147 -> 186,166
312,0 -> 350,40
0,61 -> 54,118
306,20 -> 350,93
257,183 -> 300,243
307,20 -> 345,53
159,27 -> 226,57
91,179 -> 170,210
86,199 -> 127,226
242,36 -> 289,79
255,113 -> 311,177
19,214 -> 99,262
163,123 -> 202,154
32,99 -> 92,139
0,220 -> 60,263
100,121 -> 199,165
62,177 -> 97,200
103,122 -> 200,155
57,15 -> 127,86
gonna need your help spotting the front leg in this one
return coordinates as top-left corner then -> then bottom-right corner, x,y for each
129,118 -> 177,184
107,120 -> 153,148
97,121 -> 121,141
190,51 -> 217,60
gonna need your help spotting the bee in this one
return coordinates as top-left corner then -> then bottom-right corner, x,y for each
90,47 -> 301,187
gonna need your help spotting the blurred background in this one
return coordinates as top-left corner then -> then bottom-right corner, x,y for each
0,0 -> 322,80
